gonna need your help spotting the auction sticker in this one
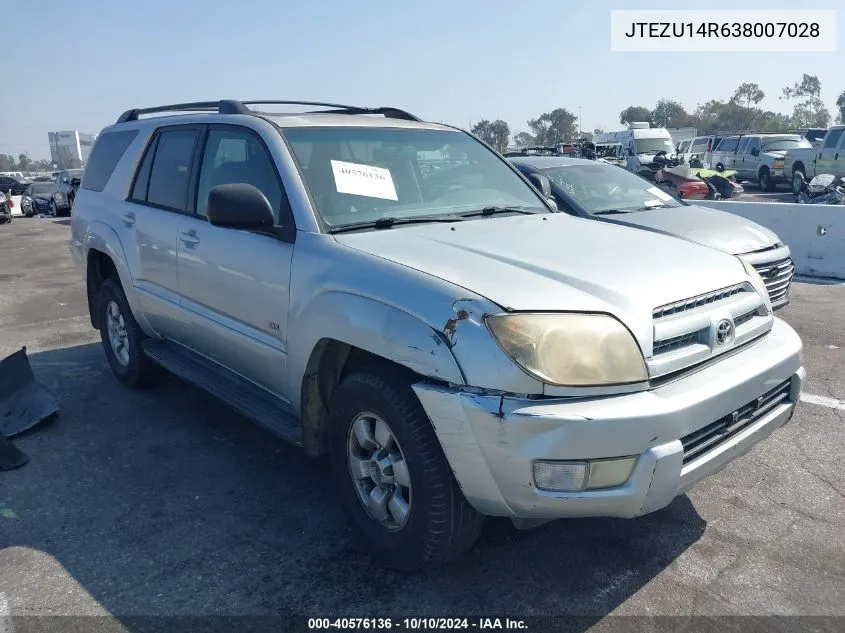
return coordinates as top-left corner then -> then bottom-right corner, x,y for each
331,160 -> 398,201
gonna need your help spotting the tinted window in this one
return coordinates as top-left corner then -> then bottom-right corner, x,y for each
131,135 -> 158,201
82,131 -> 138,192
146,129 -> 198,211
737,138 -> 750,153
717,137 -> 739,152
196,128 -> 288,223
823,128 -> 844,149
746,138 -> 761,154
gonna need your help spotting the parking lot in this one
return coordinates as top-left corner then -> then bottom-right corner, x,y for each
1,218 -> 843,628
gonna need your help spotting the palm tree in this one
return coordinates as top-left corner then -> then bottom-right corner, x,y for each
837,91 -> 845,124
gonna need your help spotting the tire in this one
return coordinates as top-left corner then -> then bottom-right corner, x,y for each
96,278 -> 160,387
759,169 -> 775,192
328,364 -> 483,571
48,199 -> 56,217
792,168 -> 806,196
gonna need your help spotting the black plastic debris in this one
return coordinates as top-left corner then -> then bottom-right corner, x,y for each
0,347 -> 59,437
0,432 -> 28,470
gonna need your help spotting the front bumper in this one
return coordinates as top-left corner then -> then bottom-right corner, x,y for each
413,318 -> 803,519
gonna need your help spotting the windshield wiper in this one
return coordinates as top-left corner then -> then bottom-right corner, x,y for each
593,209 -> 633,215
459,206 -> 544,218
327,215 -> 464,234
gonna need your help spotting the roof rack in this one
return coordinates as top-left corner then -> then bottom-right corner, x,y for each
116,99 -> 421,124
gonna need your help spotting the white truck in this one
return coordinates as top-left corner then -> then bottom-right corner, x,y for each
595,123 -> 675,173
784,125 -> 845,195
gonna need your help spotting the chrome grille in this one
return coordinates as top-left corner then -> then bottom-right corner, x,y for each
653,284 -> 747,319
752,257 -> 794,306
681,379 -> 792,465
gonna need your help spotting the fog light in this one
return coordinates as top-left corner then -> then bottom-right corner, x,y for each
533,457 -> 638,492
533,461 -> 587,492
586,457 -> 638,489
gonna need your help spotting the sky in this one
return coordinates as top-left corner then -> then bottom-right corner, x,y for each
2,0 -> 842,159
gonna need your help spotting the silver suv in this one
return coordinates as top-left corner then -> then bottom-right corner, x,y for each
70,100 -> 804,570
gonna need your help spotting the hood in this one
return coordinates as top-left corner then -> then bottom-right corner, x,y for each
596,204 -> 780,255
764,150 -> 787,158
333,213 -> 747,319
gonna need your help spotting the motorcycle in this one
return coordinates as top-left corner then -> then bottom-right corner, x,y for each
654,164 -> 744,201
794,173 -> 845,205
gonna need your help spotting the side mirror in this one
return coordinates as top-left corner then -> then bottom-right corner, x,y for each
526,173 -> 553,199
70,177 -> 81,187
206,183 -> 275,229
750,148 -> 760,157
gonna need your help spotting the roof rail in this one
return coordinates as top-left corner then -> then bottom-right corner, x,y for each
116,99 -> 421,124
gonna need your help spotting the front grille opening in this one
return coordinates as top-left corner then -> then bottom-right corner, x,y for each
680,379 -> 792,465
653,328 -> 707,356
654,284 -> 747,319
733,308 -> 759,329
753,258 -> 795,304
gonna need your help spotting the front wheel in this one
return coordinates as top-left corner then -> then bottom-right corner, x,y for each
792,169 -> 806,196
759,170 -> 775,192
328,365 -> 483,571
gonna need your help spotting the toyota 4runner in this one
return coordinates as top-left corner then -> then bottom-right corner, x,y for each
70,100 -> 805,570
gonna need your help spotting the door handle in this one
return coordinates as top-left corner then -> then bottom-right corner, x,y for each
121,212 -> 136,227
179,230 -> 200,245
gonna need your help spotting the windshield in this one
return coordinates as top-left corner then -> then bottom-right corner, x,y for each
27,183 -> 53,194
635,137 -> 674,154
284,127 -> 548,229
541,163 -> 683,214
763,137 -> 812,152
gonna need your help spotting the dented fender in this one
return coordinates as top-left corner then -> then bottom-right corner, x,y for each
285,292 -> 466,414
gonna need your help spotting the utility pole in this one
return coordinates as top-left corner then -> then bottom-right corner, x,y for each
579,107 -> 582,137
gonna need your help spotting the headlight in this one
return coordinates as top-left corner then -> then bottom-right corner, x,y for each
485,313 -> 647,386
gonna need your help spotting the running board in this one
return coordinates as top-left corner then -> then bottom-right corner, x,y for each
142,339 -> 301,445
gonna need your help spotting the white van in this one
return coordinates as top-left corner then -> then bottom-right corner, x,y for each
594,123 -> 675,172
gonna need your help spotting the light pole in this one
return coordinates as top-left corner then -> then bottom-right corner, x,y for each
579,107 -> 582,137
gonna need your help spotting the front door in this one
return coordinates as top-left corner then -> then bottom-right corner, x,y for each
175,125 -> 295,398
742,137 -> 761,181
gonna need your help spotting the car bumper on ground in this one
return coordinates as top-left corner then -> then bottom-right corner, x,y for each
413,318 -> 803,520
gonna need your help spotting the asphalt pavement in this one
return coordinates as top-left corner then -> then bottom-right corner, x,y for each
0,218 -> 843,631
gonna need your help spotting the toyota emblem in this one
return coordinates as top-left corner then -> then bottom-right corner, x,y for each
716,319 -> 734,345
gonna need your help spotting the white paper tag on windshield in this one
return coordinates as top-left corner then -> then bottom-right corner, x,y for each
331,160 -> 398,201
647,186 -> 674,201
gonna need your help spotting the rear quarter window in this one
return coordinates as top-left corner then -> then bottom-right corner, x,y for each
716,137 -> 739,152
81,130 -> 139,192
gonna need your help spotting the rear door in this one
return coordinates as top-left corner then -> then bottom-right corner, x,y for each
175,124 -> 295,397
121,125 -> 201,339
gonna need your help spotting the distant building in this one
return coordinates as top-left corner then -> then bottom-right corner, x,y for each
48,130 -> 97,167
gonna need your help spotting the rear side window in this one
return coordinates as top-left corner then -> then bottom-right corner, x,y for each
81,130 -> 138,192
690,140 -> 707,154
130,128 -> 199,211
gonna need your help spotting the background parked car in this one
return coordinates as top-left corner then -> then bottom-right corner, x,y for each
0,191 -> 11,224
709,134 -> 812,191
20,182 -> 59,216
509,155 -> 795,309
0,175 -> 32,196
46,168 -> 84,215
784,125 -> 845,194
